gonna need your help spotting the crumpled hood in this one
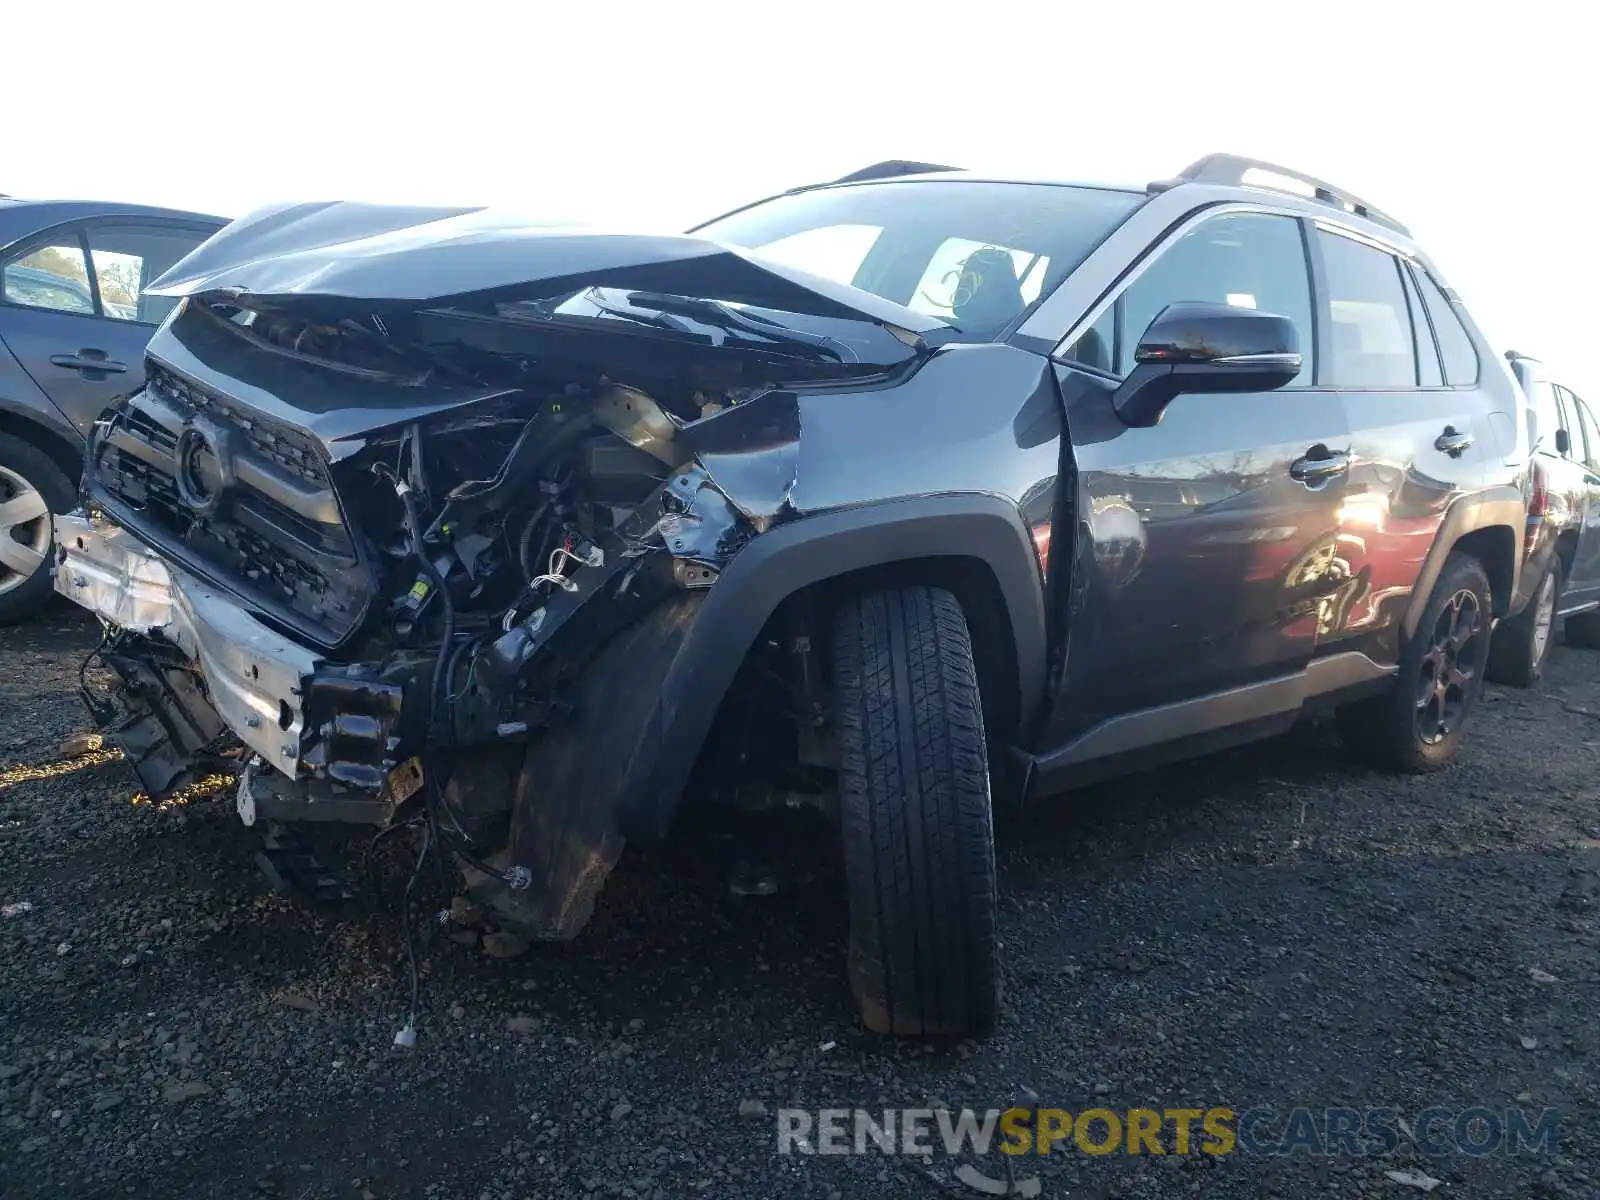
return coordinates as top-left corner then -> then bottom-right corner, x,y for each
149,200 -> 948,334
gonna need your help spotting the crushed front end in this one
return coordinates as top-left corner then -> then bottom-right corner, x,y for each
56,221 -> 932,938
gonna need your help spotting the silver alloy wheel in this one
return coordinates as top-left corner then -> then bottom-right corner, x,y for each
1532,568 -> 1557,666
0,464 -> 51,596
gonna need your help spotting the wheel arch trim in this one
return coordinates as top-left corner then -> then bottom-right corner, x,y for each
1402,486 -> 1525,637
616,492 -> 1048,843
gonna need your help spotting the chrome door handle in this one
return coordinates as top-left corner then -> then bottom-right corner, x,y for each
1289,449 -> 1351,486
1435,426 -> 1473,457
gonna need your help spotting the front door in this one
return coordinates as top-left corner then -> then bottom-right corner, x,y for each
1042,210 -> 1351,743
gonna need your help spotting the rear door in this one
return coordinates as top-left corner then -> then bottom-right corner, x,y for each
1323,230 -> 1497,664
1041,209 -> 1351,741
1561,389 -> 1600,601
0,219 -> 216,439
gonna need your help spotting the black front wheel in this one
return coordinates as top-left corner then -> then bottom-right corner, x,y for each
832,585 -> 1000,1038
1338,552 -> 1492,773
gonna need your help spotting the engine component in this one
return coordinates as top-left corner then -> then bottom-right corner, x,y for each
582,437 -> 669,505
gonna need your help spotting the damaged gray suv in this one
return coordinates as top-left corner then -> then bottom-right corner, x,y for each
55,155 -> 1528,1037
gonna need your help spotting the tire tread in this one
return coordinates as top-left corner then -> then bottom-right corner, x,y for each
834,586 -> 998,1036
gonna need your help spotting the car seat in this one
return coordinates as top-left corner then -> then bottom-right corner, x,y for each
951,246 -> 1026,333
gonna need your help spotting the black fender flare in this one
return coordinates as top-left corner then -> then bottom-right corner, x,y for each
616,492 -> 1048,843
1400,484 -> 1525,636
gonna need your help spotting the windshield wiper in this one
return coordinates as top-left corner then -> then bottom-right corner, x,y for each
500,292 -> 709,341
619,291 -> 863,364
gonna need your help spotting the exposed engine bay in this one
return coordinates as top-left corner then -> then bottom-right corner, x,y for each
67,277 -> 918,939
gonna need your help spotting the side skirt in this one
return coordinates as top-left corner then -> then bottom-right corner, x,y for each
1019,651 -> 1395,800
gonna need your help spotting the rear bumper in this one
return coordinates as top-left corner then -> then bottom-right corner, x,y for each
54,510 -> 322,774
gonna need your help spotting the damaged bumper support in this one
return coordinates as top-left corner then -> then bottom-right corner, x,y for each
56,513 -> 410,819
52,506 -> 730,940
57,513 -> 320,791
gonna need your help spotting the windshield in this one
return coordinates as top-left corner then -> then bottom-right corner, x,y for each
692,180 -> 1142,338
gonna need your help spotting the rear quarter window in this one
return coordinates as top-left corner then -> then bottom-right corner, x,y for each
1414,270 -> 1480,385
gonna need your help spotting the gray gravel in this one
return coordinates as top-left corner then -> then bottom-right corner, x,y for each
2,599 -> 1598,1198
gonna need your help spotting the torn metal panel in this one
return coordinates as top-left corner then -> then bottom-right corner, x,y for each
53,515 -> 175,633
657,467 -> 749,565
591,384 -> 683,467
678,390 -> 801,530
143,300 -> 521,452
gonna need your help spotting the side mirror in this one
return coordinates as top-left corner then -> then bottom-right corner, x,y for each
1112,302 -> 1302,427
1556,428 -> 1571,455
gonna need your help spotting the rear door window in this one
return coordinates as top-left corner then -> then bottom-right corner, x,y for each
84,223 -> 215,325
1314,229 -> 1416,389
1414,270 -> 1480,385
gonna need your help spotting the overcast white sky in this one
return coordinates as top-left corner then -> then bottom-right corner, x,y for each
8,1 -> 1592,393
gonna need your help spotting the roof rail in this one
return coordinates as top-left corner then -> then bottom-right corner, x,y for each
782,160 -> 963,197
830,160 -> 963,185
1150,152 -> 1410,237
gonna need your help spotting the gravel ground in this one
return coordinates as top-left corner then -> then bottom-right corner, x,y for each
2,599 -> 1598,1199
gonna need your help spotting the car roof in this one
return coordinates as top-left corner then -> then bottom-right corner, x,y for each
779,153 -> 1411,244
0,198 -> 227,253
799,169 -> 1145,194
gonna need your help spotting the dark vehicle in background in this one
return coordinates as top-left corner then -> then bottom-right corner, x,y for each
53,156 -> 1525,1038
1492,352 -> 1600,683
0,199 -> 225,622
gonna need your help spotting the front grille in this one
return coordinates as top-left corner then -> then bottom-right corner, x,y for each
123,405 -> 177,456
90,364 -> 370,648
148,363 -> 328,487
